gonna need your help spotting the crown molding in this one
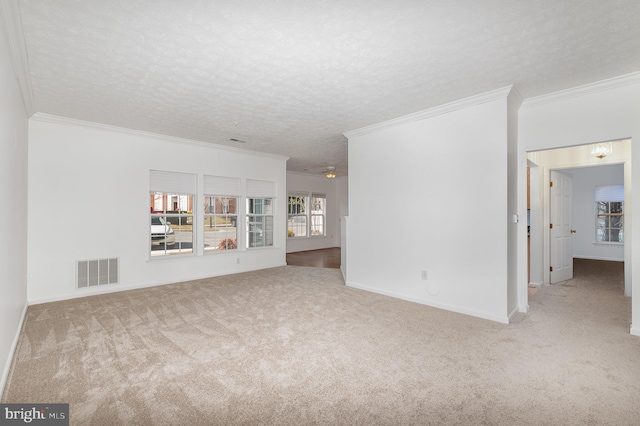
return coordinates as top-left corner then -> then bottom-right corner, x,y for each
0,0 -> 36,116
521,72 -> 640,109
508,85 -> 523,109
30,113 -> 290,161
344,86 -> 514,139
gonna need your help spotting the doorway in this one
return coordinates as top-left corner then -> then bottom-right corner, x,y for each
526,140 -> 630,297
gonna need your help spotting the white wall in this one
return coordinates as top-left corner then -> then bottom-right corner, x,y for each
335,175 -> 349,245
506,89 -> 522,318
27,115 -> 288,304
0,18 -> 29,393
286,172 -> 340,253
568,164 -> 624,261
519,73 -> 640,334
335,175 -> 349,219
345,88 -> 515,323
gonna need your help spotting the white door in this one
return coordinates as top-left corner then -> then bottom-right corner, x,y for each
550,170 -> 574,283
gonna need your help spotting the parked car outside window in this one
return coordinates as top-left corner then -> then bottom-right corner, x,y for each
151,216 -> 175,247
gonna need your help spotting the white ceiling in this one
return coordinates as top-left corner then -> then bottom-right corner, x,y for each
11,0 -> 640,175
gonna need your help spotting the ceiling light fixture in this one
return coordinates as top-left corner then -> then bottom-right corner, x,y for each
325,166 -> 336,179
591,142 -> 613,159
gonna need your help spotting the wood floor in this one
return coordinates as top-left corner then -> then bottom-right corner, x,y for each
286,247 -> 341,269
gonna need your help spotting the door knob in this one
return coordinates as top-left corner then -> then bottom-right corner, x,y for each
570,229 -> 577,233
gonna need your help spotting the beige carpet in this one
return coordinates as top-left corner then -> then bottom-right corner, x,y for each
3,260 -> 639,425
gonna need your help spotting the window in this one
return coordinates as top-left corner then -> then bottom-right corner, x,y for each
203,176 -> 241,252
149,171 -> 196,257
150,192 -> 194,256
595,185 -> 624,243
204,196 -> 238,251
310,194 -> 326,236
246,179 -> 276,249
247,198 -> 274,248
287,194 -> 307,237
287,193 -> 326,238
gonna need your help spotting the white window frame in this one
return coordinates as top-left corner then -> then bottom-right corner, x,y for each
595,185 -> 624,244
287,193 -> 307,238
149,170 -> 196,258
246,179 -> 276,249
287,192 -> 326,238
203,175 -> 241,253
246,197 -> 275,248
310,193 -> 326,237
204,195 -> 239,252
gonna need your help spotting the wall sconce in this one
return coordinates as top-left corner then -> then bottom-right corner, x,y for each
591,142 -> 613,159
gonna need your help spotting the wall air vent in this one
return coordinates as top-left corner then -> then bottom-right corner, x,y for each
77,258 -> 118,288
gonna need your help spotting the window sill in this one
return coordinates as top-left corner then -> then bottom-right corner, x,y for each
592,241 -> 624,246
288,235 -> 327,239
204,249 -> 240,255
246,245 -> 278,251
148,252 -> 196,261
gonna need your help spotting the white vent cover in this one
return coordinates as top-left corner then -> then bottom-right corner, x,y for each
77,258 -> 119,288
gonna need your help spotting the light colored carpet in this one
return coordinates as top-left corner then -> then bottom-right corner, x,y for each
3,260 -> 639,425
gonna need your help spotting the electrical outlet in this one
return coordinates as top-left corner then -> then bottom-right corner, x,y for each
421,270 -> 428,280
236,258 -> 240,264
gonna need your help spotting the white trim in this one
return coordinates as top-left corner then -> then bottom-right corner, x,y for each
30,113 -> 289,161
344,86 -> 514,139
508,305 -> 521,322
0,0 -> 36,115
631,325 -> 640,337
1,303 -> 28,395
346,280 -> 510,324
27,263 -> 287,306
521,72 -> 640,109
508,87 -> 524,110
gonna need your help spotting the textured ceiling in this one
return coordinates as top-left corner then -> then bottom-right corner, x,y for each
15,0 -> 640,175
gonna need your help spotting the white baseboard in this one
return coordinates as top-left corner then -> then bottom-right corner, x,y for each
508,305 -> 522,322
631,325 -> 640,337
345,280 -> 510,324
28,263 -> 288,305
1,303 -> 28,396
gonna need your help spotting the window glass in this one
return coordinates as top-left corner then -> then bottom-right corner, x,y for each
150,192 -> 194,256
247,198 -> 274,248
595,186 -> 624,243
203,196 -> 238,252
288,193 -> 326,238
288,195 -> 307,237
310,195 -> 326,236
